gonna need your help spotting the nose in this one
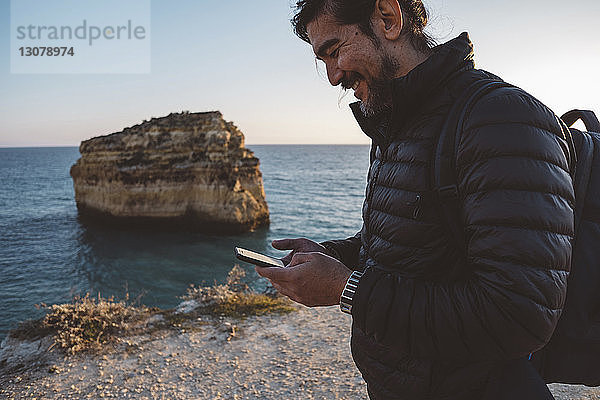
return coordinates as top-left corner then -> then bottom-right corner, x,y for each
325,61 -> 343,87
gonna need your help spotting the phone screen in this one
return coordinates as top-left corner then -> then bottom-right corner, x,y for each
235,247 -> 285,268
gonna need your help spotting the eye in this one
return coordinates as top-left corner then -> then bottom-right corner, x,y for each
330,47 -> 340,58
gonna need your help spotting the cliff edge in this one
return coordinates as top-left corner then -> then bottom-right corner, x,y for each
70,111 -> 269,232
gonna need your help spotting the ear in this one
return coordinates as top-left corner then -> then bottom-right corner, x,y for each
373,0 -> 403,41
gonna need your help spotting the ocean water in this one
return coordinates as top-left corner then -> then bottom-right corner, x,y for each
0,145 -> 370,340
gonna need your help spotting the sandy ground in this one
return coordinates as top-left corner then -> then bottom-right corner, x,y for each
1,306 -> 599,400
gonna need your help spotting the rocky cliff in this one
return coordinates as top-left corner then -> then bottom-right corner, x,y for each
70,111 -> 269,232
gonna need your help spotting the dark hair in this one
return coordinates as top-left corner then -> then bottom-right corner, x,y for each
292,0 -> 435,52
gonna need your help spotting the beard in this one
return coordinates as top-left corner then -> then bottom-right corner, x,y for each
358,50 -> 399,117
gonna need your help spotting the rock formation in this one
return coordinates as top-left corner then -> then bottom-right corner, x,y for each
70,111 -> 269,233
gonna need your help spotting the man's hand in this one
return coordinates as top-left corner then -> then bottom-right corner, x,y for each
272,238 -> 332,266
255,252 -> 352,307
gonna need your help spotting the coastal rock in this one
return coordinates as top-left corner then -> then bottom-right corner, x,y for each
70,111 -> 269,232
0,335 -> 54,376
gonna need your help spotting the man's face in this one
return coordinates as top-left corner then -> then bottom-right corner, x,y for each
307,13 -> 399,116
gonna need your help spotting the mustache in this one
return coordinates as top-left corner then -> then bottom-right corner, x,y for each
341,72 -> 362,90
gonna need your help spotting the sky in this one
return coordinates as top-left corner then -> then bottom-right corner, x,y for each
0,0 -> 599,146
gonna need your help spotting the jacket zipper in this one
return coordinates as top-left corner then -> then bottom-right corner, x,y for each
407,194 -> 423,220
364,156 -> 386,256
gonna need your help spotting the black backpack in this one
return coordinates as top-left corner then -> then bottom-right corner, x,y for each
434,79 -> 600,386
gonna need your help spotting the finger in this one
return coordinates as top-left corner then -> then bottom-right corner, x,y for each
280,251 -> 294,266
271,282 -> 290,297
255,265 -> 291,282
289,252 -> 314,267
271,282 -> 296,303
272,238 -> 306,250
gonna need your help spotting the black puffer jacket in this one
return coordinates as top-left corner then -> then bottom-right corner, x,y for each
323,33 -> 574,399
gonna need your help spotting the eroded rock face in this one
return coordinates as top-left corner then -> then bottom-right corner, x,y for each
70,111 -> 269,232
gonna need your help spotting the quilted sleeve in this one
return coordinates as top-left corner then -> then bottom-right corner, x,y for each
321,231 -> 362,270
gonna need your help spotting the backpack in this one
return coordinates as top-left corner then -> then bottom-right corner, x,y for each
434,79 -> 600,386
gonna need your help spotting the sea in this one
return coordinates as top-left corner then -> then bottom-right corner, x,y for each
0,145 -> 370,340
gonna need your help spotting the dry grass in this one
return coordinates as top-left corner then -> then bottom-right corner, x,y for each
210,292 -> 297,318
8,266 -> 294,355
39,294 -> 149,355
183,265 -> 296,317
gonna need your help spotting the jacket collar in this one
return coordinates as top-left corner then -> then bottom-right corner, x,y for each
351,32 -> 475,145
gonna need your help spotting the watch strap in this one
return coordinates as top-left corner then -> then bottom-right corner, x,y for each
340,270 -> 364,314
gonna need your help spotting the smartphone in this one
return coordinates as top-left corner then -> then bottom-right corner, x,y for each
235,247 -> 285,268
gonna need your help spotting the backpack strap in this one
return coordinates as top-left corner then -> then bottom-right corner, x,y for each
561,119 -> 595,235
434,79 -> 512,252
559,110 -> 597,233
561,110 -> 600,133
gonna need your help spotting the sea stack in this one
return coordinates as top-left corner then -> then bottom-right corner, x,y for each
70,111 -> 269,233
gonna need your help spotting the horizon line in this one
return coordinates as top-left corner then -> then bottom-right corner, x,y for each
0,143 -> 372,149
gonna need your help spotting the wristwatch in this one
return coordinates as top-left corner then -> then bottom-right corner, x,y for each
340,270 -> 364,314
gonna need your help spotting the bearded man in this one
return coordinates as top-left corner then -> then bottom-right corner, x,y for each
256,1 -> 574,399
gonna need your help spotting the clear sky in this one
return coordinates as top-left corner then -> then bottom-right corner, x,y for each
1,0 -> 599,146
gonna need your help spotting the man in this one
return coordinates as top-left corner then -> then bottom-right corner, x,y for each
256,0 -> 574,398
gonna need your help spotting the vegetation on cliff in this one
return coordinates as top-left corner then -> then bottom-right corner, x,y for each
7,266 -> 294,355
181,265 -> 295,318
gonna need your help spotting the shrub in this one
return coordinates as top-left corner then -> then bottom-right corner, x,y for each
12,266 -> 294,355
183,265 -> 296,317
40,294 -> 148,354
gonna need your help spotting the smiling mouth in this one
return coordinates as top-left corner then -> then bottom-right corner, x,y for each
342,73 -> 363,91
